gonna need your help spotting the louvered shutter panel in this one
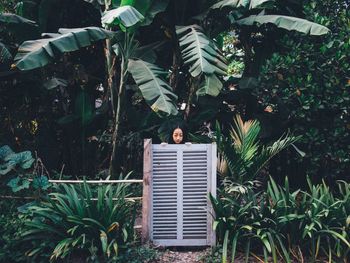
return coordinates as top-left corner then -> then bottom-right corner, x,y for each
142,140 -> 216,247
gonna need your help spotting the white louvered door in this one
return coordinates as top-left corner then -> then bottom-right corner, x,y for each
149,143 -> 216,246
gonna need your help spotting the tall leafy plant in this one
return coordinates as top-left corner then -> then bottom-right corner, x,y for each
21,174 -> 136,261
210,177 -> 350,263
214,115 -> 300,184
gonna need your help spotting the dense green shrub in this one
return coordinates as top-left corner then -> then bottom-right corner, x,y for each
210,178 -> 350,262
0,200 -> 30,262
21,177 -> 136,262
256,0 -> 350,181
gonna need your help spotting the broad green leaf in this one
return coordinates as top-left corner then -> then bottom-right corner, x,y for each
132,44 -> 157,63
101,5 -> 144,28
7,177 -> 30,192
33,175 -> 51,190
236,15 -> 330,35
211,0 -> 249,9
0,148 -> 34,175
128,59 -> 178,116
176,24 -> 227,77
211,0 -> 274,10
120,0 -> 169,26
0,12 -> 37,26
140,0 -> 169,26
14,27 -> 114,71
0,145 -> 14,159
249,0 -> 275,9
0,12 -> 40,41
196,74 -> 223,97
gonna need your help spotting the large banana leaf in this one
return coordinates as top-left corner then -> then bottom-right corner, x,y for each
43,77 -> 68,90
196,74 -> 223,97
128,59 -> 178,116
120,0 -> 169,26
101,5 -> 144,28
211,0 -> 249,9
249,0 -> 275,9
211,0 -> 274,9
236,15 -> 330,35
176,24 -> 227,78
14,27 -> 114,71
0,12 -> 37,26
0,13 -> 40,41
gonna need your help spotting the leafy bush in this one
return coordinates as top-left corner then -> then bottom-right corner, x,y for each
0,200 -> 30,262
210,178 -> 350,262
256,0 -> 350,182
21,176 -> 136,261
0,145 -> 34,175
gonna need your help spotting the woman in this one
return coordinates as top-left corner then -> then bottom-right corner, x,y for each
167,123 -> 188,144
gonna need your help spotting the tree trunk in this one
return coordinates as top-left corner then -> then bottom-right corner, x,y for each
109,55 -> 126,177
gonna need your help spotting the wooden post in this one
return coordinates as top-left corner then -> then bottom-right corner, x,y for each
142,139 -> 152,243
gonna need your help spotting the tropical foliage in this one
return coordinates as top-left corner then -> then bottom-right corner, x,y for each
0,145 -> 34,175
211,177 -> 350,263
255,0 -> 350,182
0,0 -> 348,261
21,176 -> 135,261
214,115 -> 300,184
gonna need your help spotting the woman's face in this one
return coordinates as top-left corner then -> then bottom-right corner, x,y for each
172,128 -> 183,144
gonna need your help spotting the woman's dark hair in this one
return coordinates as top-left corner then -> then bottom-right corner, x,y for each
167,123 -> 188,144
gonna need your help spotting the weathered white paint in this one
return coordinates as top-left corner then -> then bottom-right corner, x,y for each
146,142 -> 216,247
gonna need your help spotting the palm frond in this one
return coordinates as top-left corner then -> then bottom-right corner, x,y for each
214,115 -> 301,183
247,132 -> 301,179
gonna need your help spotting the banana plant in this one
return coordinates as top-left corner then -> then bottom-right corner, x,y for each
13,27 -> 115,70
10,2 -> 174,175
207,0 -> 330,86
210,0 -> 329,36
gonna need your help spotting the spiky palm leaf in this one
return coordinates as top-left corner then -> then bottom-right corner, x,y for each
128,59 -> 178,116
230,115 -> 260,162
215,115 -> 300,183
246,132 -> 301,179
